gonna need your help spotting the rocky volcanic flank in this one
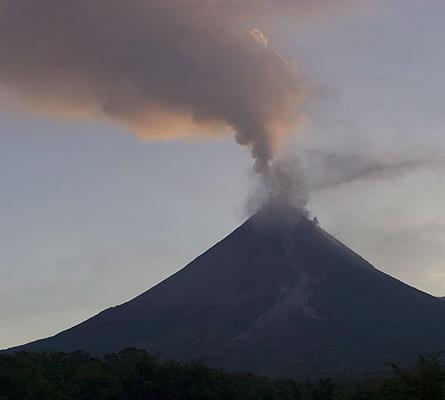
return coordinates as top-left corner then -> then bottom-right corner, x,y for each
8,206 -> 445,378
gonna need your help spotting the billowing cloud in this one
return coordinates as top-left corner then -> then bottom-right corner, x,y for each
0,0 -> 372,213
0,0 -> 312,174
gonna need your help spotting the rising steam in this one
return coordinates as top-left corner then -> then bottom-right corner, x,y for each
0,1 -> 351,209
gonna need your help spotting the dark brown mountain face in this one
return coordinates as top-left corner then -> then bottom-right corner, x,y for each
7,207 -> 445,378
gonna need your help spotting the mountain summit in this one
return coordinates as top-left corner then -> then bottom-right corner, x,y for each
8,208 -> 445,378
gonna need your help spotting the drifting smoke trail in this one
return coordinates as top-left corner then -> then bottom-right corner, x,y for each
0,1 -> 361,208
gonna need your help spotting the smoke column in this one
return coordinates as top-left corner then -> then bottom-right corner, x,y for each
0,1 -> 358,208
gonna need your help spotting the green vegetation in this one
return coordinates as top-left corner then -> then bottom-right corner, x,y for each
0,349 -> 444,399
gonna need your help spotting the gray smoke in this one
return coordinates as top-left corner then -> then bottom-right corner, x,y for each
303,149 -> 445,190
0,0 -> 364,209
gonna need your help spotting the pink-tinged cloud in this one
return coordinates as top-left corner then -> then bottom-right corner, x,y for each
0,0 -> 369,209
0,1 -> 311,170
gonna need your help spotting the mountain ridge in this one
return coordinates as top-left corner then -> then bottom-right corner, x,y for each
6,209 -> 445,378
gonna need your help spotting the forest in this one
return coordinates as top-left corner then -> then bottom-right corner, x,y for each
0,349 -> 444,400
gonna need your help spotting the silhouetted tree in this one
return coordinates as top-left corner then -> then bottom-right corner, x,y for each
1,349 -> 444,400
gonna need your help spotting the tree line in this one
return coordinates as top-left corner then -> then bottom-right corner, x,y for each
0,348 -> 444,399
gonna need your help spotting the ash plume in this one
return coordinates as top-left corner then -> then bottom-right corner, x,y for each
303,149 -> 445,190
246,157 -> 309,216
0,1 -> 362,208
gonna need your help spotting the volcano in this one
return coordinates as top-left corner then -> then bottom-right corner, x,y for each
7,207 -> 445,378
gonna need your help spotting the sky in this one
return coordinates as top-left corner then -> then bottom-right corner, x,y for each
1,0 -> 445,349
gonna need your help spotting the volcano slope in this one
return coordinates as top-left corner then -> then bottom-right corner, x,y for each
8,208 -> 445,378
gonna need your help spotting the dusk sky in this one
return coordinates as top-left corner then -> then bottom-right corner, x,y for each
1,0 -> 445,349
